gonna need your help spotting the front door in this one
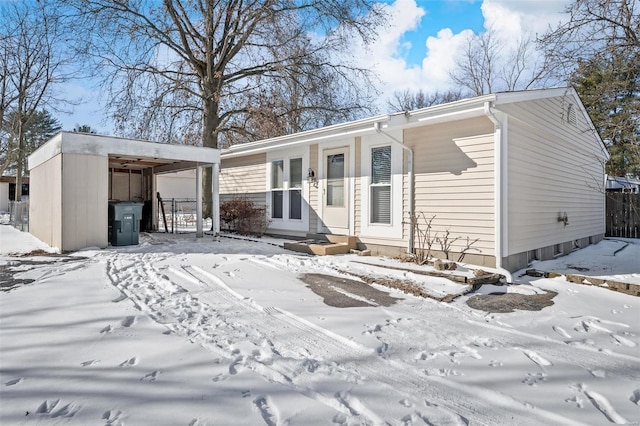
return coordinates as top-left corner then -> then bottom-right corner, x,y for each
322,147 -> 349,233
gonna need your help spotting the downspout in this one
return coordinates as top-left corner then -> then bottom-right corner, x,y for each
484,102 -> 513,283
374,121 -> 415,256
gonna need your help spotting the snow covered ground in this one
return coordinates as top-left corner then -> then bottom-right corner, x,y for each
1,225 -> 639,425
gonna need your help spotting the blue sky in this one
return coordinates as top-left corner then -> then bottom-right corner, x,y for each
399,1 -> 486,66
59,0 -> 569,133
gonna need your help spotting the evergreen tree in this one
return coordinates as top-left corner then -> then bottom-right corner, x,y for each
0,109 -> 61,176
571,53 -> 640,177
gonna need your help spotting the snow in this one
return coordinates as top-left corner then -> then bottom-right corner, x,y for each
1,225 -> 639,425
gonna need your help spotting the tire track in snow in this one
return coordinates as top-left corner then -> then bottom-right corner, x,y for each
104,253 -> 587,426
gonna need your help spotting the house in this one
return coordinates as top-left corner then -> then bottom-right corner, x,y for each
28,132 -> 221,251
606,175 -> 640,193
0,176 -> 30,212
219,87 -> 609,274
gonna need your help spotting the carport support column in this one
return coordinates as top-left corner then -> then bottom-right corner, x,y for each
213,162 -> 220,238
196,164 -> 203,238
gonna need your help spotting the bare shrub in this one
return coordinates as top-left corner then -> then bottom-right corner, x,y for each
220,198 -> 269,236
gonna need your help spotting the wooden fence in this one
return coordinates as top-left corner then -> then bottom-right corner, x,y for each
606,193 -> 640,238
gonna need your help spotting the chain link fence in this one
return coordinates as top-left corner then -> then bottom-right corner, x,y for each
157,198 -> 213,233
9,200 -> 29,232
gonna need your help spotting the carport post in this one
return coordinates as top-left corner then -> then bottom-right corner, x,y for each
213,162 -> 220,237
196,164 -> 203,238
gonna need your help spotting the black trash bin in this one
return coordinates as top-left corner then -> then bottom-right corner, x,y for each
109,202 -> 144,246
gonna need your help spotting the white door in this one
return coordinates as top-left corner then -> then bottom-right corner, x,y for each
322,147 -> 349,233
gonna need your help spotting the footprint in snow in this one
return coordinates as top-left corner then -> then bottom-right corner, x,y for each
552,325 -> 572,339
119,357 -> 138,367
253,395 -> 279,426
399,399 -> 413,407
111,293 -> 127,303
100,325 -> 113,334
611,333 -> 636,347
589,369 -> 607,378
140,370 -> 161,382
121,316 -> 137,329
5,377 -> 24,386
522,349 -> 552,368
103,409 -> 125,425
631,389 -> 640,405
211,374 -> 227,383
522,372 -> 547,386
81,360 -> 100,367
564,395 -> 584,408
241,389 -> 251,398
36,399 -> 83,418
585,390 -> 628,424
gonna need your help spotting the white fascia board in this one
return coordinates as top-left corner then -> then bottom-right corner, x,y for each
222,114 -> 388,159
29,132 -> 220,170
492,87 -> 571,105
28,133 -> 63,170
61,132 -> 221,163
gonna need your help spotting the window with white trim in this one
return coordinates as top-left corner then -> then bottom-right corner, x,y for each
270,157 -> 303,220
271,160 -> 284,219
370,146 -> 391,224
360,131 -> 402,239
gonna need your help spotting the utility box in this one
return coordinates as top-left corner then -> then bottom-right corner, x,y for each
109,202 -> 144,246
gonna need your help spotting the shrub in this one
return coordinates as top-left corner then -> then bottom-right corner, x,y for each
220,197 -> 269,236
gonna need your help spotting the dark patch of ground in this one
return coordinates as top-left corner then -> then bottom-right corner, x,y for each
300,273 -> 402,308
0,256 -> 86,292
567,264 -> 590,272
466,290 -> 558,313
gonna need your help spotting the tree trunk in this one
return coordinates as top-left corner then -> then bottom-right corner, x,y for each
202,93 -> 219,221
15,98 -> 25,202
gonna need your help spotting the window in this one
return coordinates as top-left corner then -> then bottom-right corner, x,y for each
289,158 -> 302,220
270,157 -> 303,220
271,160 -> 284,219
370,146 -> 391,224
360,132 -> 402,239
326,154 -> 345,206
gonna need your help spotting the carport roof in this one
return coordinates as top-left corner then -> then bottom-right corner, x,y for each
28,132 -> 220,172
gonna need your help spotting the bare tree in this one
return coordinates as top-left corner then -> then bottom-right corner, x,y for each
0,1 -> 76,200
68,0 -> 386,215
540,0 -> 640,177
387,89 -> 465,113
450,27 -> 551,96
539,0 -> 639,79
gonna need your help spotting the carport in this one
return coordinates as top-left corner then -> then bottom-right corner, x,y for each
28,132 -> 221,251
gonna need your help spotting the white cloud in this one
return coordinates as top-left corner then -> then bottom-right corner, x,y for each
420,28 -> 474,90
358,0 -> 570,110
481,0 -> 567,42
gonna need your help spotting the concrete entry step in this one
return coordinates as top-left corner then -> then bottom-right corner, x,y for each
283,233 -> 357,256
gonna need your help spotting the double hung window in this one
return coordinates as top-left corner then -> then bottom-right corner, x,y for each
370,146 -> 391,224
270,157 -> 303,220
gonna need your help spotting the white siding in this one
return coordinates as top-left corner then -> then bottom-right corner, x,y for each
29,154 -> 63,250
110,170 -> 143,201
309,144 -> 319,233
156,170 -> 197,200
0,182 -> 8,212
62,154 -> 109,251
405,117 -> 496,256
499,96 -> 607,255
220,154 -> 267,207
